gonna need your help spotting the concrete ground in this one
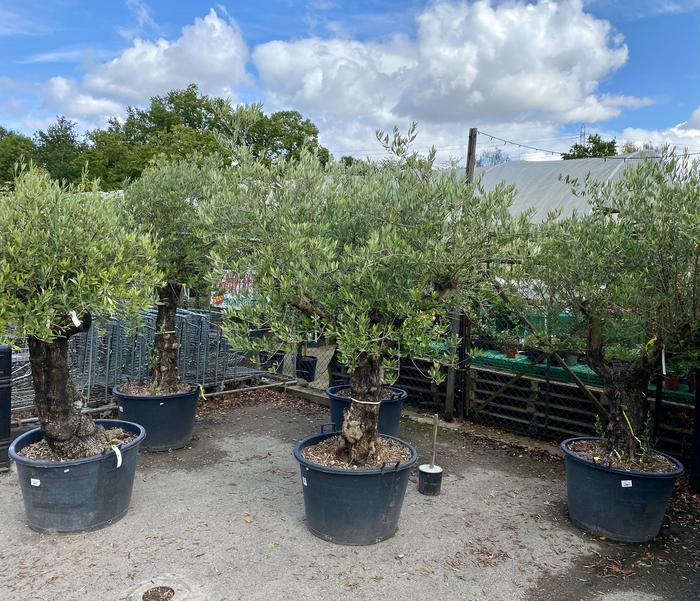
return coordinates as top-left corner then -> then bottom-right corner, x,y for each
0,393 -> 697,601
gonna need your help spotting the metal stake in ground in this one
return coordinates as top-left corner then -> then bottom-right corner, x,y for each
418,414 -> 443,495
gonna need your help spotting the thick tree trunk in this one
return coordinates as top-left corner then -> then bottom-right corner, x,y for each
152,283 -> 181,393
338,355 -> 384,464
601,368 -> 651,459
28,336 -> 107,459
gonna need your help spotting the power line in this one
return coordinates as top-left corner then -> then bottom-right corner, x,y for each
477,129 -> 700,160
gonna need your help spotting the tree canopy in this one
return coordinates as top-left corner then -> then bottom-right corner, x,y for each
0,166 -> 161,344
500,153 -> 700,457
562,134 -> 617,159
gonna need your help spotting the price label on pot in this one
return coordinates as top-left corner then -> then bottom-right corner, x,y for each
621,480 -> 632,488
30,478 -> 40,487
302,477 -> 308,487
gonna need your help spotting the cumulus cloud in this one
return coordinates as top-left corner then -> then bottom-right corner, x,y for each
254,1 -> 636,129
38,8 -> 248,127
618,106 -> 700,153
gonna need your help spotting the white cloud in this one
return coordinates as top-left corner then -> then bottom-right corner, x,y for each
36,8 -> 248,127
0,8 -> 51,37
618,106 -> 700,153
84,9 -> 248,102
253,0 -> 641,158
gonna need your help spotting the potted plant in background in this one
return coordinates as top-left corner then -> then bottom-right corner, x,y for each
206,124 -> 521,544
506,152 -> 699,542
1,167 -> 160,531
114,155 -> 220,451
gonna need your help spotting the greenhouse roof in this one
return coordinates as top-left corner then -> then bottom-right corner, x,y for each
469,153 -> 658,222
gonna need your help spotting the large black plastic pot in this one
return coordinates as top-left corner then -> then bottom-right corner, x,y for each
327,385 -> 406,437
296,355 -> 318,382
294,428 -> 417,545
113,385 -> 199,451
9,419 -> 145,533
561,437 -> 684,543
259,351 -> 285,374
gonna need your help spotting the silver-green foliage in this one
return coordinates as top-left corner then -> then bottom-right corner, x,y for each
123,155 -> 220,287
206,134 -> 522,381
514,152 -> 700,365
0,167 -> 161,343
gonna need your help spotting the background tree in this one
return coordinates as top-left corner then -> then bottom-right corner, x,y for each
477,148 -> 510,167
33,117 -> 85,182
504,153 -> 700,459
122,155 -> 220,392
247,110 -> 330,165
562,134 -> 617,159
206,126 -> 521,464
0,167 -> 160,458
0,126 -> 35,187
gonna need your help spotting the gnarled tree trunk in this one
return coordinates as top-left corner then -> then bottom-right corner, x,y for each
338,354 -> 384,464
28,335 -> 107,459
601,368 -> 651,459
152,283 -> 181,393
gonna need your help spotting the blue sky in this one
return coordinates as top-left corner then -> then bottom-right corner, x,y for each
1,0 -> 698,160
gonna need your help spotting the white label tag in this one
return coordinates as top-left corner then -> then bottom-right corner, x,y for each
30,478 -> 40,487
621,480 -> 633,488
302,477 -> 308,487
118,406 -> 123,412
112,445 -> 122,469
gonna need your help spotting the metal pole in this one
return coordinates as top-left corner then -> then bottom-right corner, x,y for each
690,366 -> 700,493
0,345 -> 11,470
430,413 -> 438,469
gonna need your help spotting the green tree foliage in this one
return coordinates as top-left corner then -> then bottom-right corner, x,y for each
503,153 -> 700,459
0,126 -> 35,187
206,125 -> 522,464
247,110 -> 330,165
562,134 -> 617,159
82,85 -> 329,188
122,155 -> 221,391
33,116 -> 85,182
0,167 -> 161,457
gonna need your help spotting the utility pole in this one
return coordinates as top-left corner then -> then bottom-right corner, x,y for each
445,128 -> 478,421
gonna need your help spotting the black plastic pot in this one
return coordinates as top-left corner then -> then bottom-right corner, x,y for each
9,419 -> 145,533
327,385 -> 407,437
113,385 -> 199,452
293,428 -> 417,545
561,437 -> 684,543
259,351 -> 285,374
296,355 -> 318,382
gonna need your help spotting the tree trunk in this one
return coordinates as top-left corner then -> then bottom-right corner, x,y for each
152,283 -> 181,393
337,355 -> 384,464
28,335 -> 107,459
601,368 -> 651,459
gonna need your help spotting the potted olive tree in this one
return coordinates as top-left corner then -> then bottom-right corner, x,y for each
2,167 -> 160,532
206,126 -> 519,544
114,156 -> 219,451
507,153 -> 699,542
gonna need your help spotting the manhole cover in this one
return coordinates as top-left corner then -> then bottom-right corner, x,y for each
142,586 -> 175,601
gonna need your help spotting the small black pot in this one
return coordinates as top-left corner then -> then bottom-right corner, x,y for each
296,355 -> 318,382
113,385 -> 199,452
561,437 -> 684,543
327,385 -> 407,437
9,419 -> 145,533
259,351 -> 286,374
293,428 -> 417,545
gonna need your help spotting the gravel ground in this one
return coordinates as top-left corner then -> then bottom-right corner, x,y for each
0,391 -> 697,601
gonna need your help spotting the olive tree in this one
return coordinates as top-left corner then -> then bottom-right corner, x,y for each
206,128 -> 520,464
506,153 -> 700,458
0,167 -> 160,458
122,156 -> 222,393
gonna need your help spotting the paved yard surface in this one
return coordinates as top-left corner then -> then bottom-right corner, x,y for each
0,392 -> 698,600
